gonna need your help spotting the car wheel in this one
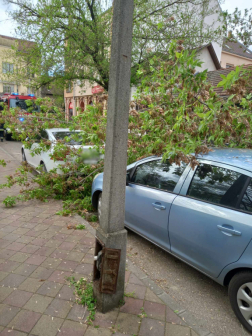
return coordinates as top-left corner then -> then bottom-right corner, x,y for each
22,150 -> 26,162
229,271 -> 252,333
41,162 -> 47,173
97,193 -> 102,223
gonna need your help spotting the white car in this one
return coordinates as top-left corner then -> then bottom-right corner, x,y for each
21,128 -> 101,173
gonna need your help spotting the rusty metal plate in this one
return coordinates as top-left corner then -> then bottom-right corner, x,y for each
100,247 -> 121,294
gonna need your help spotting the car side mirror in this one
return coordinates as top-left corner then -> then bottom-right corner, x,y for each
126,173 -> 130,186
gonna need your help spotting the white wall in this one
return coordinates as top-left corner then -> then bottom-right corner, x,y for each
196,47 -> 217,72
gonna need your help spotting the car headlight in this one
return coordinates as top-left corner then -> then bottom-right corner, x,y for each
93,173 -> 100,181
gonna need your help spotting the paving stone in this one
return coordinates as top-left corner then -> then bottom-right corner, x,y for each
0,329 -> 27,336
145,288 -> 164,304
20,245 -> 40,254
0,239 -> 11,249
23,294 -> 53,313
0,287 -> 13,302
57,260 -> 79,272
144,301 -> 166,321
116,312 -> 140,335
18,278 -> 43,293
6,242 -> 26,252
34,247 -> 55,257
30,238 -> 47,247
0,249 -> 17,260
84,327 -> 112,336
79,237 -> 95,246
93,308 -> 118,328
48,270 -> 72,284
125,283 -> 147,300
65,251 -> 84,262
25,230 -> 41,237
67,303 -> 87,322
58,242 -> 77,251
111,333 -> 131,336
120,297 -> 143,315
124,271 -> 130,283
0,261 -> 20,272
30,267 -> 54,280
56,319 -> 87,336
3,290 -> 33,307
73,245 -> 90,254
13,228 -> 30,236
0,273 -> 26,288
64,235 -> 83,243
45,240 -> 62,248
24,255 -> 47,266
81,255 -> 93,264
0,226 -> 16,233
56,285 -> 76,301
38,231 -> 55,240
50,250 -> 68,260
16,236 -> 34,244
128,273 -> 144,286
166,307 -> 186,326
0,271 -> 8,282
33,224 -> 50,232
31,315 -> 64,336
165,323 -> 191,336
10,252 -> 30,263
0,304 -> 20,326
139,317 -> 165,336
7,310 -> 41,333
2,233 -> 20,242
74,263 -> 93,275
45,298 -> 72,318
40,258 -> 62,269
36,281 -> 63,298
13,264 -> 38,277
54,234 -> 68,241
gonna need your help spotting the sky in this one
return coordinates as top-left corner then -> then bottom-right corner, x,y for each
0,0 -> 251,38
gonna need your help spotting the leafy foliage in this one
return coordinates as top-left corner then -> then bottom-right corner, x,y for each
3,196 -> 16,207
0,40 -> 252,215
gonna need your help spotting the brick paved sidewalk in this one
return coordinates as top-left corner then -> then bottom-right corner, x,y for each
0,148 -> 199,336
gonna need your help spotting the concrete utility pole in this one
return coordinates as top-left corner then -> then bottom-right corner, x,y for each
93,0 -> 134,313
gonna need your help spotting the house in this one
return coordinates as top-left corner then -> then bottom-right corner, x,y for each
221,38 -> 252,69
0,34 -> 37,96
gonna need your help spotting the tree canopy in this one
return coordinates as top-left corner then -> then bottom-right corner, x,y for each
2,0 -> 223,91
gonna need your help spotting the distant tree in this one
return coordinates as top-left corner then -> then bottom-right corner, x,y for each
1,0 -> 223,91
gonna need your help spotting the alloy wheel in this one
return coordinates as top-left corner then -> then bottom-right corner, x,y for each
237,282 -> 252,326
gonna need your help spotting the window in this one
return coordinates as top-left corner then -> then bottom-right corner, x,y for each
52,131 -> 82,145
2,62 -> 14,74
226,63 -> 234,69
131,160 -> 186,192
35,130 -> 49,141
187,163 -> 250,209
3,84 -> 14,94
240,180 -> 252,213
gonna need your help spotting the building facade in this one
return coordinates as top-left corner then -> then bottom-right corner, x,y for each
221,38 -> 252,69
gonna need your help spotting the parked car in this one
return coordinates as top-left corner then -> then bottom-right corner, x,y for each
92,148 -> 252,333
22,128 -> 101,173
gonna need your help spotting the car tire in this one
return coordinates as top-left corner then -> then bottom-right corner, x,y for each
97,193 -> 102,223
22,150 -> 26,162
229,270 -> 252,333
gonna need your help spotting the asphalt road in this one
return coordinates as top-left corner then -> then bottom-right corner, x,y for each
0,140 -> 250,336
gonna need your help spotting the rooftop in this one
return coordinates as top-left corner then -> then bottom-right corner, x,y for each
222,38 -> 252,60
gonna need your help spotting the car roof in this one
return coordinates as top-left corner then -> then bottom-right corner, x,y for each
46,128 -> 80,133
197,148 -> 252,172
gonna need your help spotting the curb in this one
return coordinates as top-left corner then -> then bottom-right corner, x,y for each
74,215 -> 215,336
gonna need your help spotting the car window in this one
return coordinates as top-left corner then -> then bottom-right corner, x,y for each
240,179 -> 252,213
34,130 -> 48,141
52,131 -> 82,145
131,160 -> 186,192
187,163 -> 249,209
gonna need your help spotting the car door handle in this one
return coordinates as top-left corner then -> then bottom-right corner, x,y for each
152,202 -> 166,210
217,225 -> 241,236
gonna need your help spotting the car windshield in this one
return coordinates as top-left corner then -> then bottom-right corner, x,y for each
52,131 -> 82,145
9,99 -> 40,112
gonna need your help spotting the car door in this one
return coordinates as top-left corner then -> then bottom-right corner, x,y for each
125,159 -> 189,251
28,130 -> 49,168
169,160 -> 252,278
